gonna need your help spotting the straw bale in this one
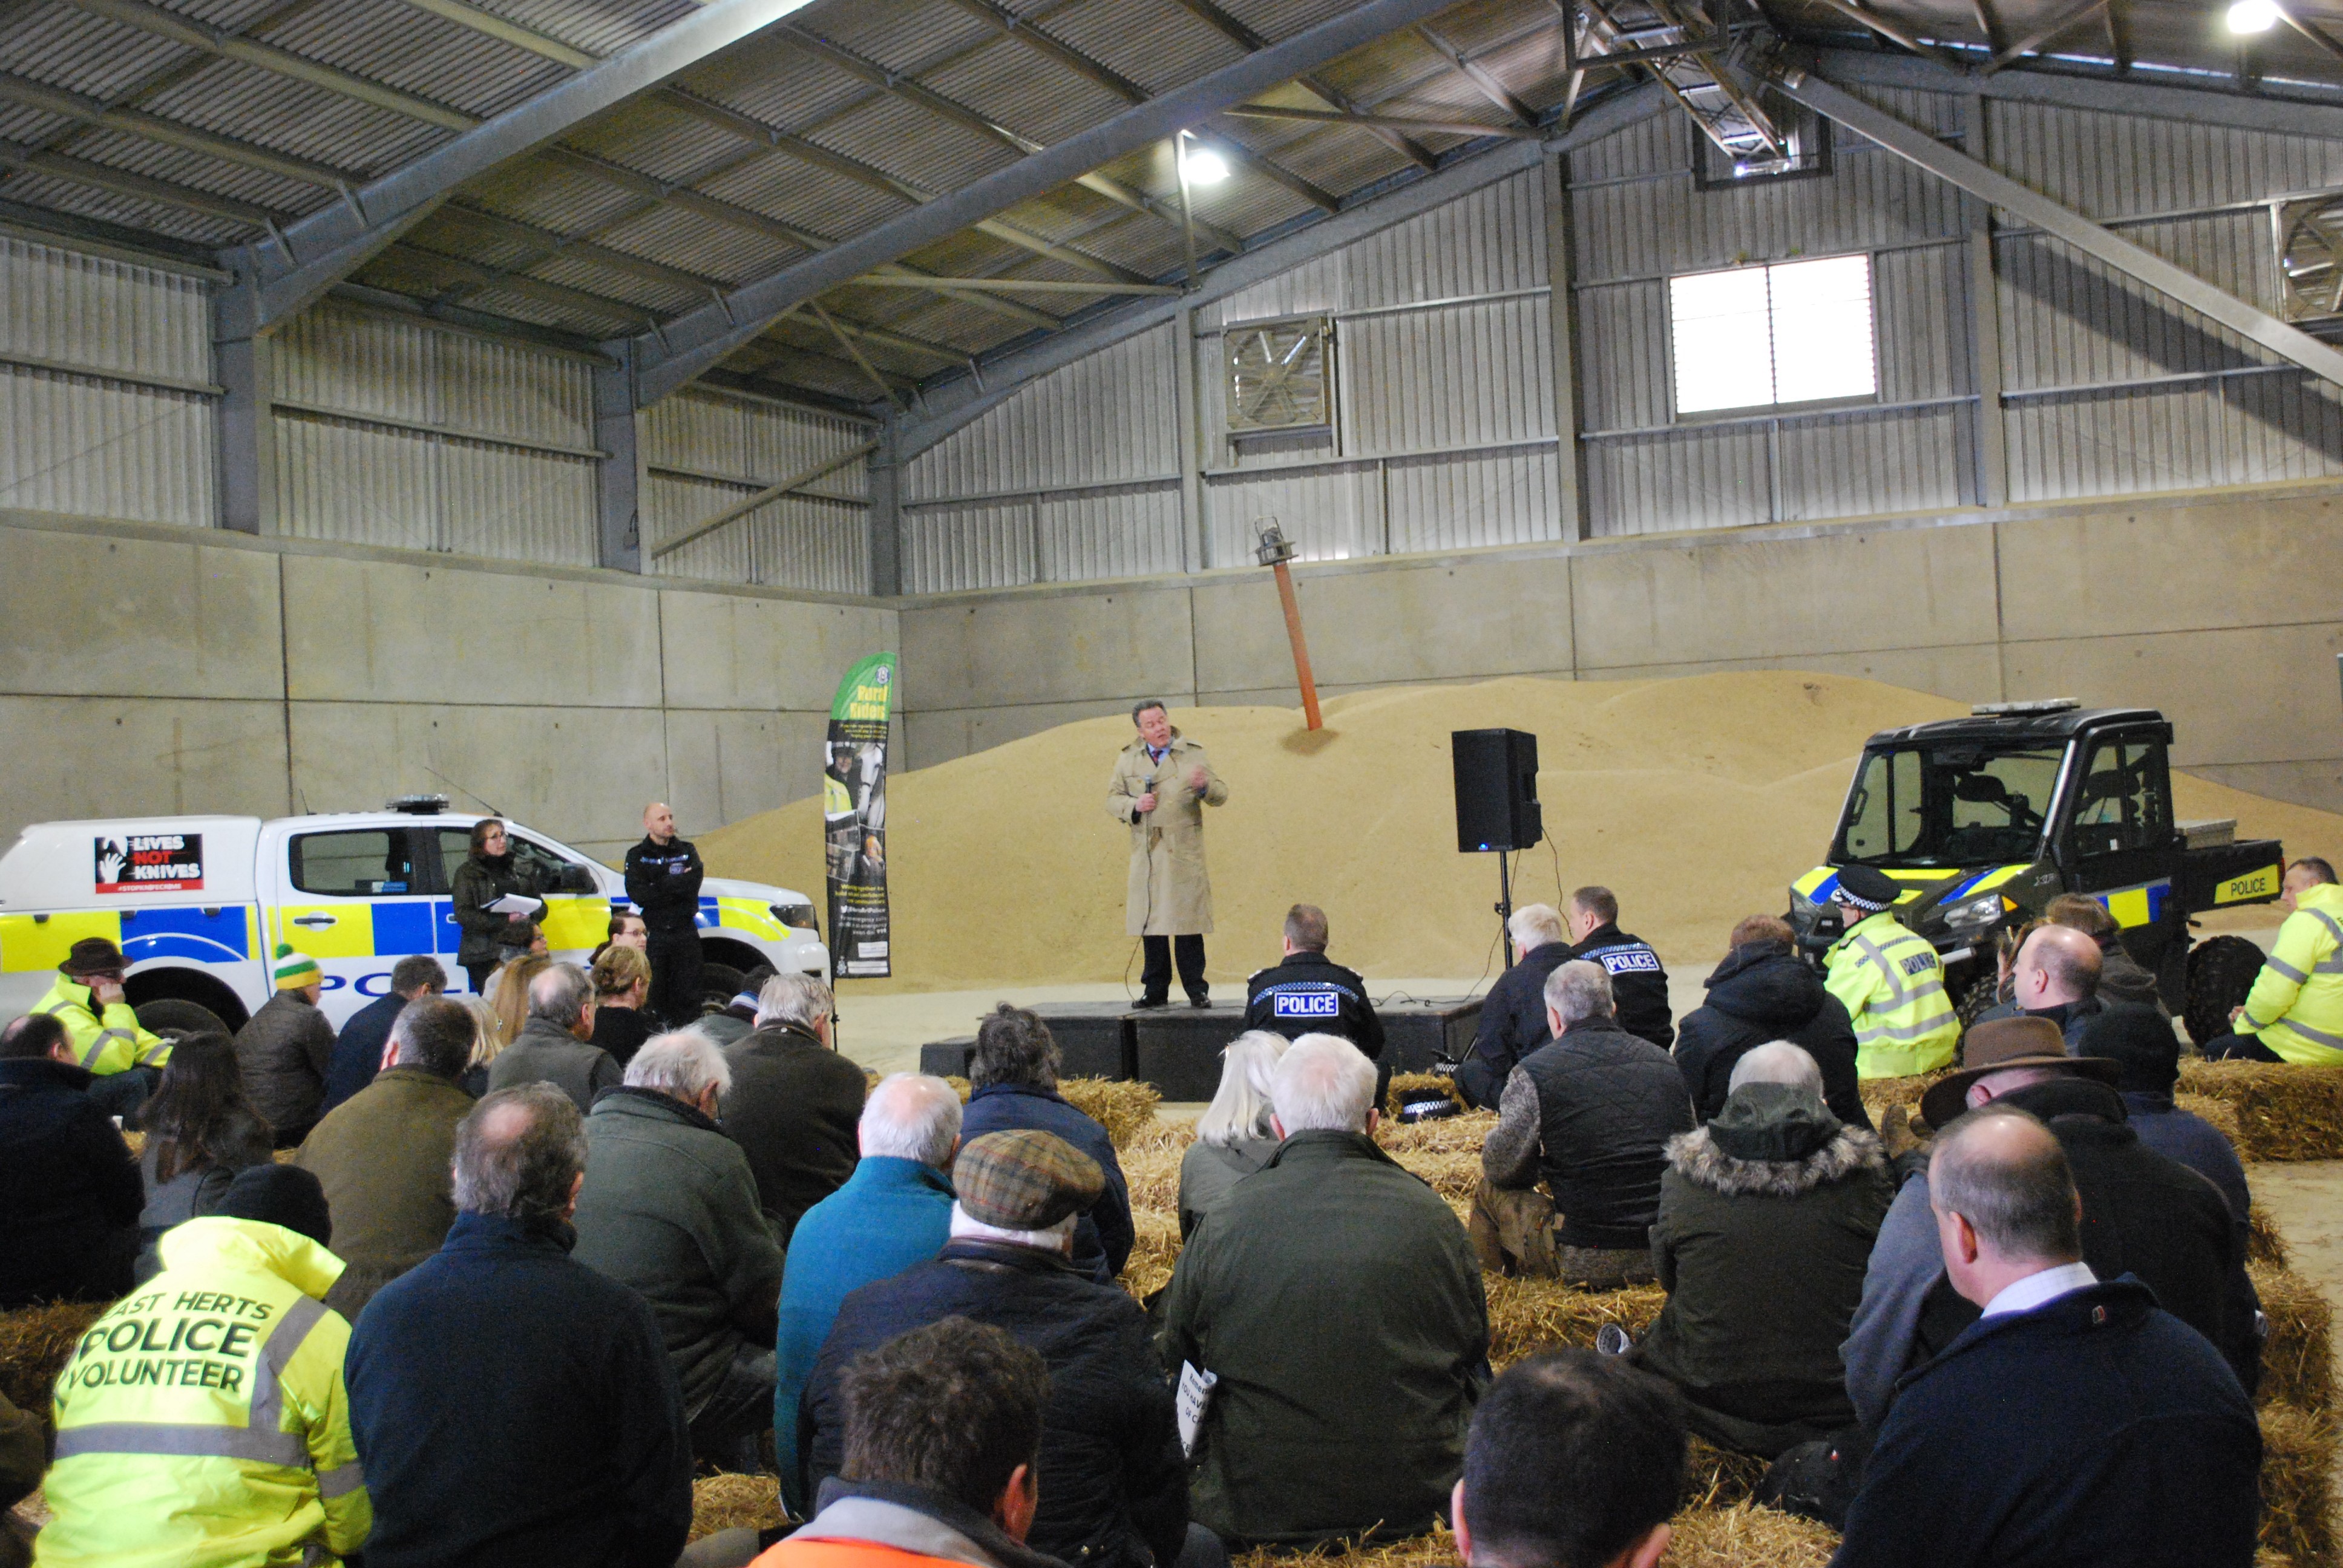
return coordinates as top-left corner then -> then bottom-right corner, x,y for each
1664,1502 -> 1838,1567
2252,1204 -> 2294,1269
1061,1079 -> 1162,1149
1484,1276 -> 1666,1369
2253,1263 -> 2336,1413
1680,1437 -> 1772,1511
0,1301 -> 109,1431
690,1472 -> 786,1541
1387,1074 -> 1464,1119
2176,1091 -> 2244,1149
1858,1071 -> 1948,1126
1230,1523 -> 1461,1568
1380,1111 -> 1498,1157
1388,1149 -> 1484,1206
1122,1210 -> 1183,1301
1121,1128 -> 1194,1219
2259,1401 -> 2338,1568
2177,1061 -> 2343,1162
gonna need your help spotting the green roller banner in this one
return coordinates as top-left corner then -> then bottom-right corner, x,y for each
824,652 -> 896,978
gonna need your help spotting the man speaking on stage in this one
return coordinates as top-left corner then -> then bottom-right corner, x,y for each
1107,700 -> 1229,1009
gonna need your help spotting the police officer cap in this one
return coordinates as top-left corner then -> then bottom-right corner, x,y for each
1834,865 -> 1902,912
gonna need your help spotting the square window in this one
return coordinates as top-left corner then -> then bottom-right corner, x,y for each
1669,255 -> 1876,416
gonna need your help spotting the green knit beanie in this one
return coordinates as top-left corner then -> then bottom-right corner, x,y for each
273,943 -> 323,991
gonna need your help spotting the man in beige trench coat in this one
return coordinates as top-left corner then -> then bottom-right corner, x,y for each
1106,699 -> 1230,1007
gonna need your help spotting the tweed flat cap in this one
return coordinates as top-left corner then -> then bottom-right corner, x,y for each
955,1129 -> 1104,1230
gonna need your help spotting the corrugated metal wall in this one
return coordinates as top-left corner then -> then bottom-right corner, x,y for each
638,388 -> 871,595
271,303 -> 598,566
0,231 -> 217,527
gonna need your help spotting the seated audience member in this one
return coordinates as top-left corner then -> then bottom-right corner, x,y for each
323,954 -> 446,1116
350,1085 -> 692,1568
1842,1017 -> 2257,1432
1636,1044 -> 1891,1456
960,1005 -> 1134,1284
1451,1349 -> 1685,1568
1162,1035 -> 1488,1547
1971,924 -> 2104,1052
485,950 -> 551,1050
485,962 -> 620,1112
573,1031 -> 786,1468
2205,857 -> 2343,1062
1245,903 -> 1386,1056
1557,887 -> 1674,1050
133,1031 -> 273,1279
1457,904 -> 1577,1109
593,909 -> 650,967
776,1074 -> 963,1514
1833,1105 -> 2261,1568
28,936 -> 172,1121
591,944 -> 657,1067
1178,1031 -> 1289,1238
2042,895 -> 2165,1014
2082,1006 -> 2250,1229
746,1318 -> 1055,1568
725,972 -> 869,1244
297,995 -> 479,1316
234,944 -> 338,1146
693,964 -> 773,1049
1671,915 -> 1870,1129
0,1012 -> 142,1308
457,993 -> 502,1097
1474,961 -> 1694,1288
41,1164 -> 369,1568
804,1131 -> 1199,1568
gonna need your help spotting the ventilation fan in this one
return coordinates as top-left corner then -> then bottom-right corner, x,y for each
1225,315 -> 1333,433
2279,194 -> 2343,323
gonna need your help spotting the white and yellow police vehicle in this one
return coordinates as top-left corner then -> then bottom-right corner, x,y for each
0,795 -> 825,1035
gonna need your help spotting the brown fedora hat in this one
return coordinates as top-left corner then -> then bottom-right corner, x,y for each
1919,1015 -> 2123,1129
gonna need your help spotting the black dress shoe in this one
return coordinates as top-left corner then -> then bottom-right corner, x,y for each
1188,993 -> 1212,1009
1132,996 -> 1170,1010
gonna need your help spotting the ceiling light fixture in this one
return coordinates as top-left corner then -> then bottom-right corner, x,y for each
2228,0 -> 2281,34
1181,139 -> 1231,186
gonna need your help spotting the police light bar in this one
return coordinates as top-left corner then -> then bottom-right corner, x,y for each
1970,698 -> 2079,716
387,794 -> 451,815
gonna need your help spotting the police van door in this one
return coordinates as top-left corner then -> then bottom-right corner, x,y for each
266,825 -> 443,1027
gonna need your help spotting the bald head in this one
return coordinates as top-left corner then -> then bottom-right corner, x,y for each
644,802 -> 676,843
2013,924 -> 2101,1008
1728,1040 -> 1823,1096
451,1084 -> 586,1224
1929,1105 -> 2082,1301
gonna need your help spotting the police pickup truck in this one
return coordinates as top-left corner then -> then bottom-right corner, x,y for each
0,796 -> 825,1036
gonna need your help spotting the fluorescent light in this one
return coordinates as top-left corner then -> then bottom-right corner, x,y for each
2229,0 -> 2281,33
1182,145 -> 1231,185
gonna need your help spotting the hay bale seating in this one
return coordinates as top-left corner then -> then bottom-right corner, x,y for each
1220,1505 -> 1843,1568
2256,1263 -> 2338,1413
928,1076 -> 1163,1152
0,1301 -> 108,1434
2178,1061 -> 2343,1163
690,1472 -> 786,1541
2261,1402 -> 2338,1568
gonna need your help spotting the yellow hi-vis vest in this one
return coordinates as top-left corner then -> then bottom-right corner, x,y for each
38,1218 -> 370,1568
31,976 -> 171,1077
2241,883 -> 2343,1067
1826,909 -> 1961,1079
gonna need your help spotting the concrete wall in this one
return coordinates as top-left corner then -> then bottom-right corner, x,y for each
898,480 -> 2343,815
0,509 -> 898,867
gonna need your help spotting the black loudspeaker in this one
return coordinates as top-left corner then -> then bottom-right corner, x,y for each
1452,728 -> 1542,852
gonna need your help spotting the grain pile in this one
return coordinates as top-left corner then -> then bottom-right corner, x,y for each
701,671 -> 2342,992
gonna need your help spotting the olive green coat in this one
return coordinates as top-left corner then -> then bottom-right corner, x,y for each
1106,730 -> 1228,936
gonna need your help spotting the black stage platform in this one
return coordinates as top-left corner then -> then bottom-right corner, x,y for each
919,994 -> 1484,1102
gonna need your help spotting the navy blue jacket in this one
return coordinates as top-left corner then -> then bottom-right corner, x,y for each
347,1212 -> 693,1568
1834,1278 -> 2260,1568
2123,1090 -> 2250,1227
1458,939 -> 1575,1109
0,1056 -> 142,1308
321,990 -> 403,1116
803,1238 -> 1186,1568
960,1083 -> 1133,1283
1673,942 -> 1871,1131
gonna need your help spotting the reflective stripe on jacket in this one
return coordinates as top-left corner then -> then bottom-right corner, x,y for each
31,977 -> 169,1077
1824,910 -> 1959,1079
2242,884 -> 2343,1067
38,1217 -> 370,1568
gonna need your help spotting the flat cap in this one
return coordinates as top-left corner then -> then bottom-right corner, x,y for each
955,1129 -> 1104,1230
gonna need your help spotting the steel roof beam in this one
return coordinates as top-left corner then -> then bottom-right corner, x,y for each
0,72 -> 358,189
1221,102 -> 1540,138
1806,46 -> 2343,136
1165,0 -> 1440,169
1413,22 -> 1541,125
0,139 -> 285,227
1796,0 -> 1962,66
1982,0 -> 2112,73
216,0 -> 831,333
1772,64 -> 2343,388
626,0 -> 1475,405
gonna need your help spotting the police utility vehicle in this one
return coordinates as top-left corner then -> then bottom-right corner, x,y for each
0,796 -> 827,1036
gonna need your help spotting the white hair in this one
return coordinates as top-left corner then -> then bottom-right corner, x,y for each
1508,903 -> 1567,951
756,970 -> 834,1031
1729,1040 -> 1824,1096
860,1073 -> 962,1168
1194,1031 -> 1290,1148
624,1030 -> 734,1102
1268,1034 -> 1377,1134
1542,959 -> 1615,1027
948,1202 -> 1075,1252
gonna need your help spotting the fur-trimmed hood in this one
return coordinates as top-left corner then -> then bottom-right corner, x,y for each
1666,1083 -> 1888,1198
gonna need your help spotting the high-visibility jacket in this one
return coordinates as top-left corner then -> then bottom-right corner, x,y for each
2241,884 -> 2343,1067
1825,909 -> 1961,1079
38,1217 -> 370,1568
31,976 -> 171,1077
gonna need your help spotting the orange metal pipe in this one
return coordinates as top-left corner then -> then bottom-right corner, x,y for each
1271,558 -> 1323,731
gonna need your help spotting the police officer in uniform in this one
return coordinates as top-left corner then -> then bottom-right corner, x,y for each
624,802 -> 704,1027
1245,903 -> 1389,1106
1824,863 -> 1960,1079
1558,886 -> 1674,1051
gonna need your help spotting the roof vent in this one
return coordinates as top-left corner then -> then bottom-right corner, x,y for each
1970,698 -> 2080,717
387,794 -> 451,815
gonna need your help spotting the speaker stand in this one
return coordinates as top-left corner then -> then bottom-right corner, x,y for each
1493,849 -> 1513,955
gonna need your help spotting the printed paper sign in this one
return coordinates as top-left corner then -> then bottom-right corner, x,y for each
96,832 -> 204,894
